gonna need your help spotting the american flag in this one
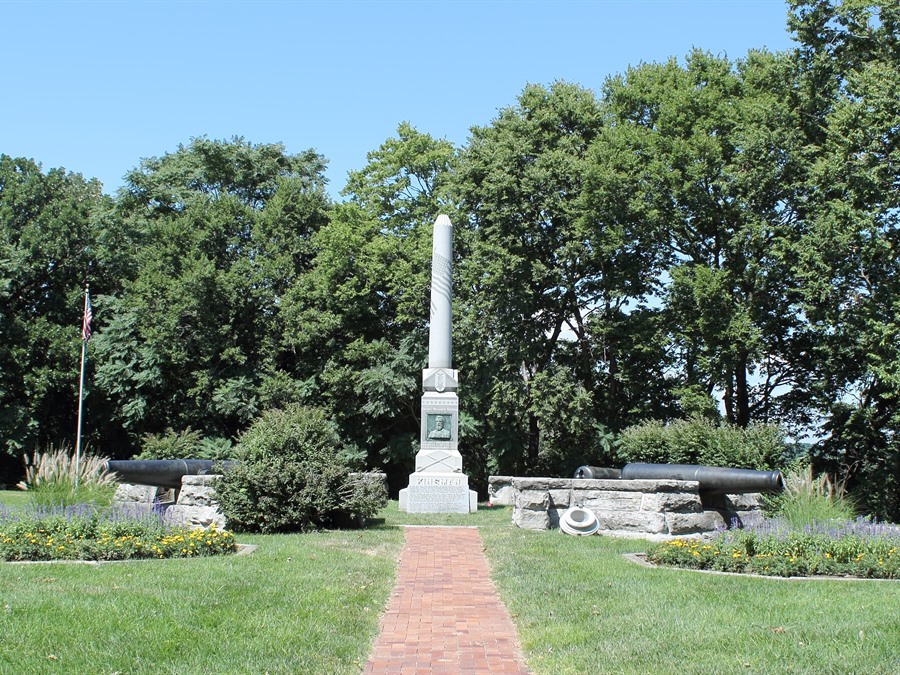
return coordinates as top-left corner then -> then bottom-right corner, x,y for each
82,288 -> 93,341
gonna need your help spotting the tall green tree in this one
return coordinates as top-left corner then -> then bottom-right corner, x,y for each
93,137 -> 330,447
600,50 -> 811,428
788,0 -> 900,519
0,155 -> 127,469
455,81 -> 659,476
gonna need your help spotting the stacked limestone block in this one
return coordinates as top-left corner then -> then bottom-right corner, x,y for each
487,476 -> 515,505
166,475 -> 226,530
113,475 -> 226,530
505,477 -> 765,538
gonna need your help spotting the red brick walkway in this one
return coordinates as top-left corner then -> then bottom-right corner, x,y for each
362,526 -> 530,674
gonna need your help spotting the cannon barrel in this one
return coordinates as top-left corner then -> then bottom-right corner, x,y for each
106,459 -> 236,489
574,466 -> 622,479
620,462 -> 783,494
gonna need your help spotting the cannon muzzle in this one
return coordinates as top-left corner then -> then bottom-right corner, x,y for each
573,466 -> 622,479
106,459 -> 236,489
620,462 -> 783,494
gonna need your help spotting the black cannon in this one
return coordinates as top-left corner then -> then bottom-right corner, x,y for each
105,459 -> 236,489
619,462 -> 783,495
573,466 -> 622,479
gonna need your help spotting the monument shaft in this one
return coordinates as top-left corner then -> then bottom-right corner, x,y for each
399,214 -> 476,513
428,214 -> 453,369
428,214 -> 453,368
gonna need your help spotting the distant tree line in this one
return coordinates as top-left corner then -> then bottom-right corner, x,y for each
2,1 -> 898,519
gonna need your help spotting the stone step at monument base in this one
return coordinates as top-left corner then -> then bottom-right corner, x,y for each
399,471 -> 478,513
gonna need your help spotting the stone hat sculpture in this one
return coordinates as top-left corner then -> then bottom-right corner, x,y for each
559,506 -> 600,536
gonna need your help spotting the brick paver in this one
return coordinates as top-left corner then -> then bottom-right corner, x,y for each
363,526 -> 530,674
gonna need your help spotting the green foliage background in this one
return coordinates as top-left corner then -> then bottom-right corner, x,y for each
1,1 -> 898,519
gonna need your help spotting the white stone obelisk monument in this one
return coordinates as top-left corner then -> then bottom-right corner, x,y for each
399,214 -> 477,513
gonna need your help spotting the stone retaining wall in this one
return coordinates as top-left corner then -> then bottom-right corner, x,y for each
489,475 -> 764,538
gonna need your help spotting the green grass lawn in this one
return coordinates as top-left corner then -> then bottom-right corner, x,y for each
0,489 -> 29,509
482,524 -> 900,674
2,492 -> 899,674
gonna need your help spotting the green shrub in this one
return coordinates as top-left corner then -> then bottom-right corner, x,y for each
214,406 -> 387,533
235,405 -> 342,463
765,463 -> 857,526
17,445 -> 118,507
616,417 -> 785,469
138,428 -> 233,460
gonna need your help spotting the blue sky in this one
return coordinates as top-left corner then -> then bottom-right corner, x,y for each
2,1 -> 796,200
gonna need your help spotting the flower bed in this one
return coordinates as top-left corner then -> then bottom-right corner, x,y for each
647,517 -> 900,578
0,503 -> 236,562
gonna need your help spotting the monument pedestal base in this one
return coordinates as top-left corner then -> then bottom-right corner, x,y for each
399,472 -> 478,513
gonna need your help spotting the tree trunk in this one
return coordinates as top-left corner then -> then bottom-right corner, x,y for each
527,410 -> 540,474
735,356 -> 751,428
723,370 -> 735,424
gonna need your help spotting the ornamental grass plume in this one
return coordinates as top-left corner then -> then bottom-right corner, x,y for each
767,463 -> 857,527
17,444 -> 119,507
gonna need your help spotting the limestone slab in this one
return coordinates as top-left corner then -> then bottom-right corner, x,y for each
640,491 -> 704,513
513,508 -> 551,530
596,512 -> 667,534
488,476 -> 514,505
167,504 -> 226,530
581,492 -> 644,511
548,507 -> 566,528
703,493 -> 765,510
401,472 -> 475,513
665,511 -> 725,534
515,489 -> 550,510
547,489 -> 573,507
512,477 -> 572,491
176,475 -> 219,506
113,483 -> 158,504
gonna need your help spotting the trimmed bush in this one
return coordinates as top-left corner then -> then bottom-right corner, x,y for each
616,417 -> 786,470
214,406 -> 387,533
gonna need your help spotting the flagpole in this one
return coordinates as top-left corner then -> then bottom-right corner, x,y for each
75,285 -> 90,488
